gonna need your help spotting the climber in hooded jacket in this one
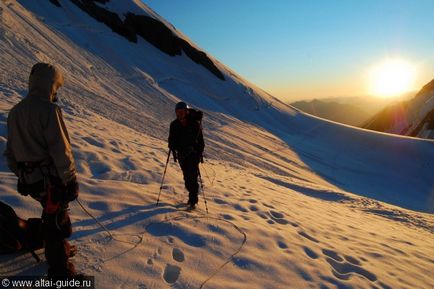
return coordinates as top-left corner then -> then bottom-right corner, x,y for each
3,63 -> 79,278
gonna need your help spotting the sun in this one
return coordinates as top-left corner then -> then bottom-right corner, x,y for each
368,59 -> 416,98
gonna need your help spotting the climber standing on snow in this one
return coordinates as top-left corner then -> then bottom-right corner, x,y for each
4,63 -> 79,279
168,102 -> 204,210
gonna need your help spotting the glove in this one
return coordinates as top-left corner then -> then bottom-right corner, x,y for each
173,151 -> 178,163
64,177 -> 79,203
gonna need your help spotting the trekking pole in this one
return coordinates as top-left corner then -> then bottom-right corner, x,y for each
156,149 -> 171,206
198,168 -> 209,214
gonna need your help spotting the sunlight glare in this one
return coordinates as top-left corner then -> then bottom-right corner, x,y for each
369,59 -> 416,98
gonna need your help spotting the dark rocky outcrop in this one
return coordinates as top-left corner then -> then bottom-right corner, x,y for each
179,38 -> 224,80
125,13 -> 224,80
69,0 -> 137,42
124,13 -> 179,55
47,0 -> 224,80
49,0 -> 62,7
409,109 -> 434,136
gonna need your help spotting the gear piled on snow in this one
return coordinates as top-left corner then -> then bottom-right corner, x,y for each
0,201 -> 43,261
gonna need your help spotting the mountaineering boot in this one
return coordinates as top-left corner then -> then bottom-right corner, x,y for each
187,203 -> 196,211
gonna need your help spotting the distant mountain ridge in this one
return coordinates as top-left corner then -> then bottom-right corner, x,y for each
290,99 -> 370,126
363,79 -> 434,139
289,95 -> 412,127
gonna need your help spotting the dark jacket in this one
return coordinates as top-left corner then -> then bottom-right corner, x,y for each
168,115 -> 204,156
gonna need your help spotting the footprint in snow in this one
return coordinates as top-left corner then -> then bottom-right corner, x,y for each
321,248 -> 376,282
277,240 -> 288,249
298,230 -> 320,243
233,204 -> 249,212
322,248 -> 343,261
249,205 -> 259,211
172,248 -> 185,262
214,198 -> 228,205
222,214 -> 235,220
163,264 -> 181,284
82,136 -> 105,148
326,257 -> 377,282
269,210 -> 289,225
262,203 -> 275,209
304,247 -> 319,259
344,255 -> 361,266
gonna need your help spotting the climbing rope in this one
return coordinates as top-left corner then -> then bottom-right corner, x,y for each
75,198 -> 247,289
75,198 -> 141,245
144,209 -> 247,289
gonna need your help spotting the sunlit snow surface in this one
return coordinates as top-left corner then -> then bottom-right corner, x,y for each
0,1 -> 433,288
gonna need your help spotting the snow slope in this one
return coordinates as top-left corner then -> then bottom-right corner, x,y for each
0,1 -> 433,288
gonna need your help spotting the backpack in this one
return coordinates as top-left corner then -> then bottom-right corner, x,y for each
188,108 -> 203,122
0,201 -> 43,261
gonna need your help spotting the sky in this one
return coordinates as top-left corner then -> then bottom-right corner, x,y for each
142,0 -> 434,102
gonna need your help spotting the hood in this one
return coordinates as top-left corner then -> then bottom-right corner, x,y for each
27,63 -> 64,102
